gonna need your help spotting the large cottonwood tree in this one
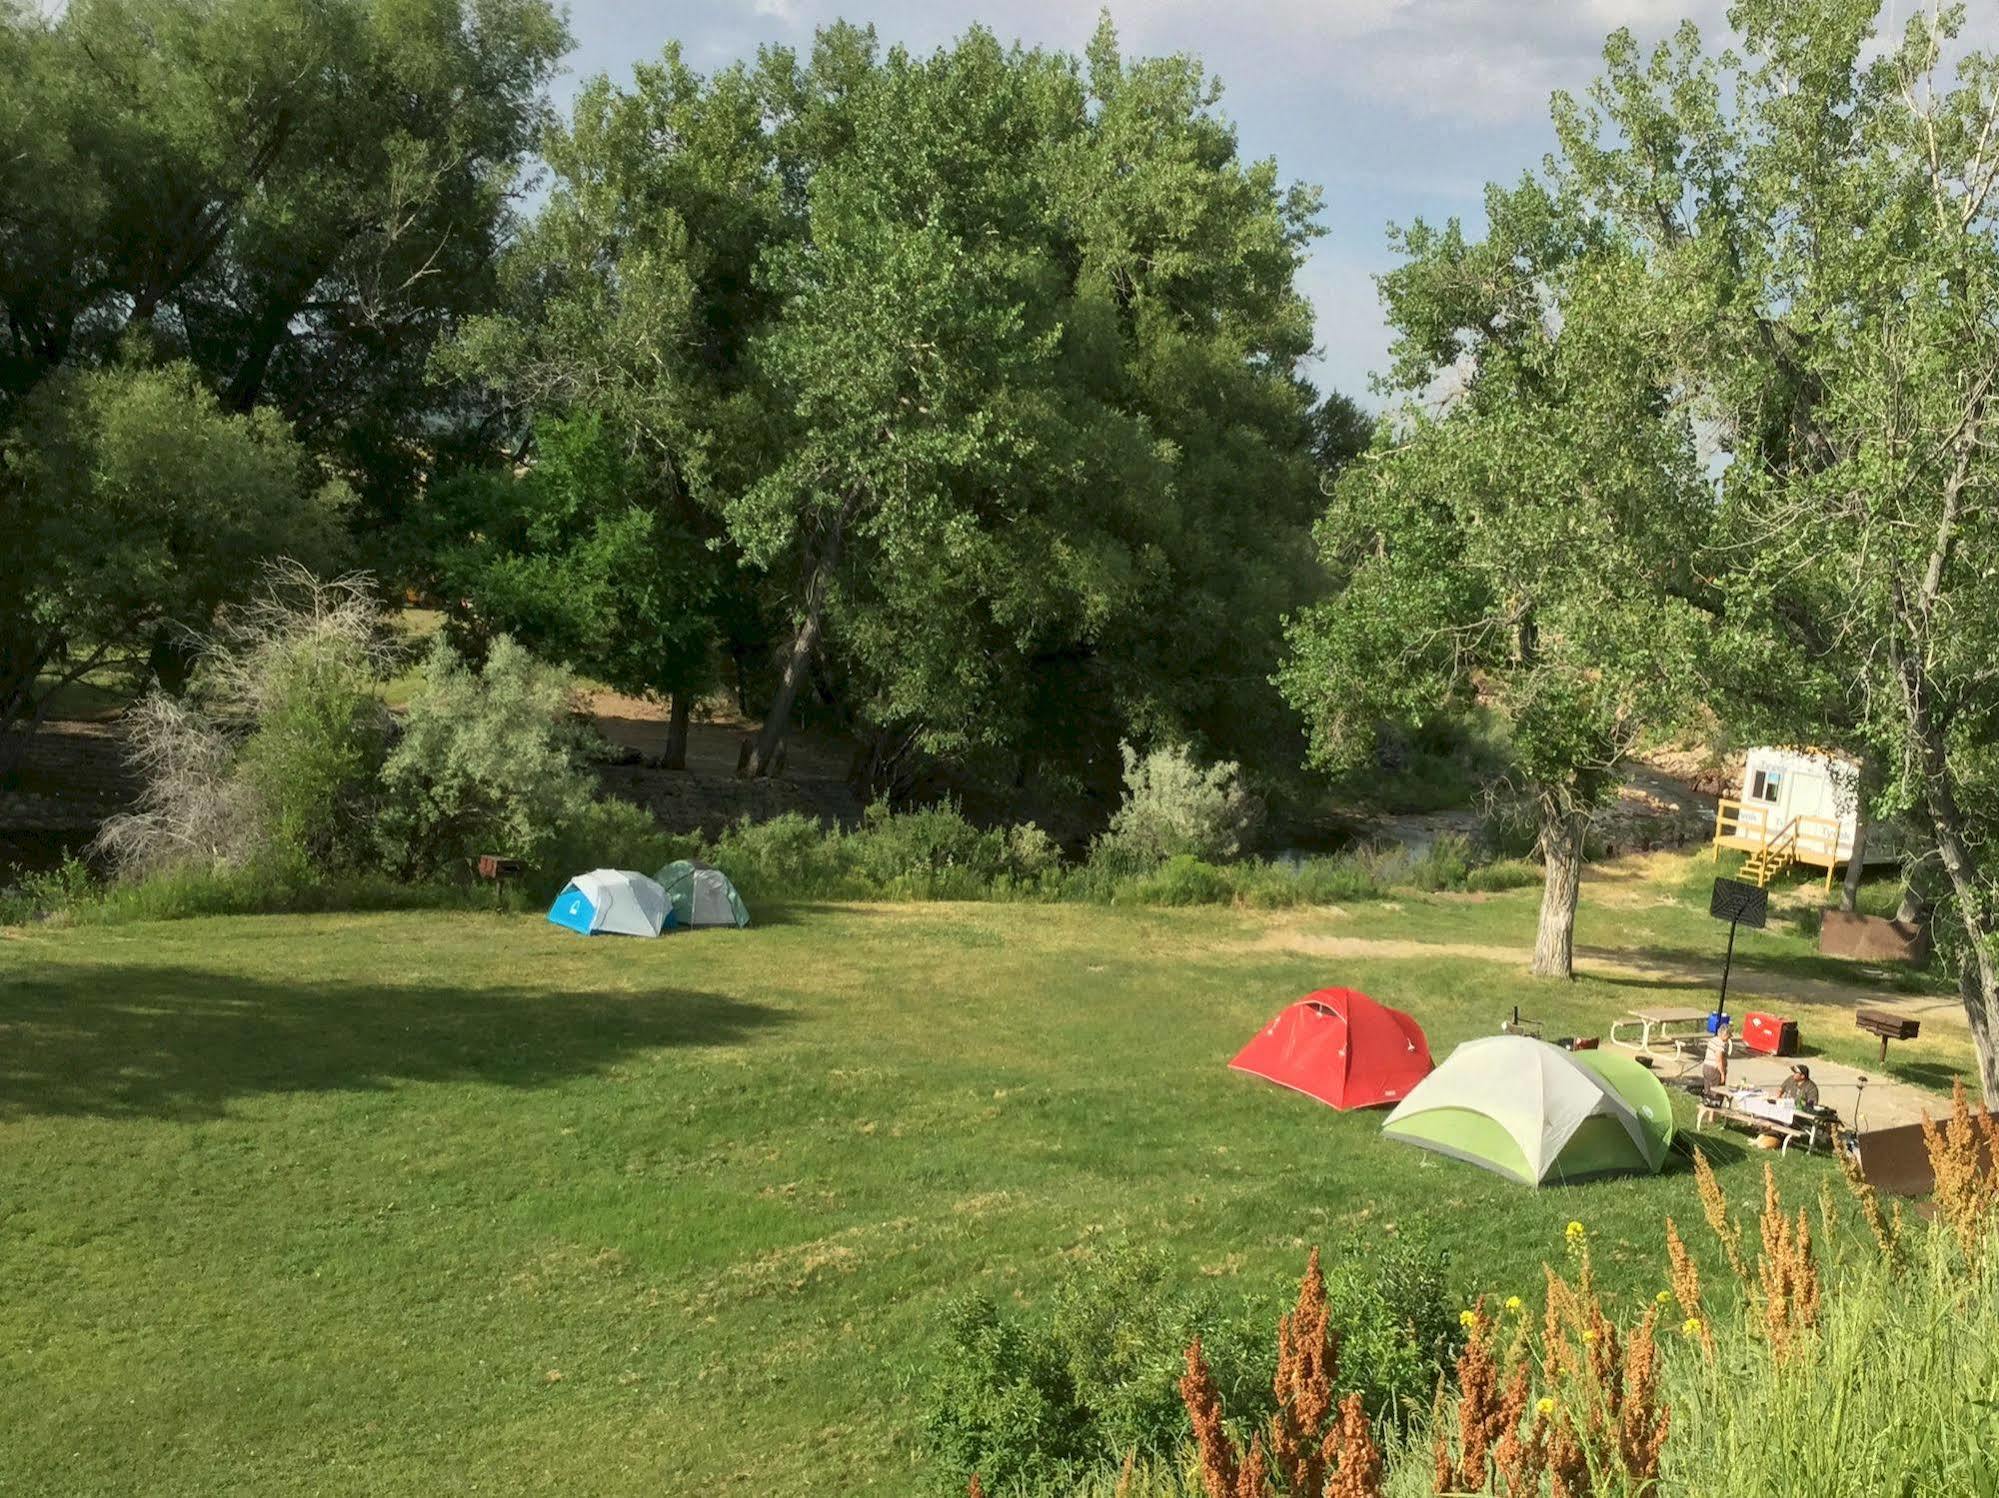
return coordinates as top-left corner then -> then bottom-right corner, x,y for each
1279,183 -> 1710,978
1552,0 -> 1999,1097
450,19 -> 1334,788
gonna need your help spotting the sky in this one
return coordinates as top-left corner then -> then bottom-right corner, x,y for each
552,0 -> 1986,404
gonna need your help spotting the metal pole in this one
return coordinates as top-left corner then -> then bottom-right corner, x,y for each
1718,918 -> 1739,1014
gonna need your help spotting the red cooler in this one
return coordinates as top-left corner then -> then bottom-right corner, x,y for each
1743,1011 -> 1799,1056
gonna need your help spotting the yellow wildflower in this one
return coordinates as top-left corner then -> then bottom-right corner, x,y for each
1682,1317 -> 1703,1337
1459,1309 -> 1480,1329
1505,1295 -> 1524,1313
1536,1396 -> 1556,1416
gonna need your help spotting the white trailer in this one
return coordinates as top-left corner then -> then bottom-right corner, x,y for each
1711,746 -> 1862,891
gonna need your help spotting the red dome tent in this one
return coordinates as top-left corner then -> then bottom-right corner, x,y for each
1229,988 -> 1433,1111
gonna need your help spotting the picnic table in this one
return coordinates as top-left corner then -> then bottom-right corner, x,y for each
1697,1090 -> 1835,1154
1610,1006 -> 1712,1055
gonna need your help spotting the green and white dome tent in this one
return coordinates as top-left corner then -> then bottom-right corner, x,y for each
654,860 -> 750,929
1381,1035 -> 1671,1187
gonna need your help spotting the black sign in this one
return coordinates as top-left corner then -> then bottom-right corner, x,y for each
1710,877 -> 1768,929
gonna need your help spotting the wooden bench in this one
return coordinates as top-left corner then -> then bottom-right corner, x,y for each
1855,1008 -> 1920,1064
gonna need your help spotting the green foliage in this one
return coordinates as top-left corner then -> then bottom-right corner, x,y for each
376,636 -> 593,880
1095,743 -> 1266,874
93,566 -> 393,879
924,1295 -> 1095,1494
425,413 -> 719,708
231,625 -> 390,872
924,1236 -> 1459,1493
1319,1232 -> 1461,1421
0,363 -> 347,739
456,17 -> 1345,786
0,0 -> 568,513
1545,0 -> 1999,1095
1124,854 -> 1236,907
0,854 -> 95,925
1464,858 -> 1542,894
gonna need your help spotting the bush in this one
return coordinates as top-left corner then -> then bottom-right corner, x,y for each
923,1236 -> 1458,1493
924,1295 -> 1093,1494
849,800 -> 1012,899
1464,857 -> 1540,893
535,796 -> 697,898
1319,1230 -> 1461,1421
1093,742 -> 1265,873
0,854 -> 97,925
709,811 -> 858,902
1125,854 -> 1235,907
94,567 -> 394,879
1400,833 -> 1473,892
376,634 -> 593,879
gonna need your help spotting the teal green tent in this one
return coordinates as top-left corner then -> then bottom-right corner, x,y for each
1570,1049 -> 1677,1168
654,860 -> 750,929
1381,1036 -> 1669,1186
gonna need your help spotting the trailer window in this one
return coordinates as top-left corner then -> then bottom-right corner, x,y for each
1750,769 -> 1783,803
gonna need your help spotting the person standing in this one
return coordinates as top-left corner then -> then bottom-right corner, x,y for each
1702,1020 -> 1732,1093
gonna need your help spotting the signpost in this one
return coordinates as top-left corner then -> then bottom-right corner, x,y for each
1709,877 -> 1768,1014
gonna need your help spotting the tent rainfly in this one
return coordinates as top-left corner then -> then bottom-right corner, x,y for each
1381,1035 -> 1670,1186
654,860 -> 750,929
547,869 -> 671,938
1229,988 -> 1433,1110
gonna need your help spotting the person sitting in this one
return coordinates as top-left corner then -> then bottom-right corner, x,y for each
1777,1063 -> 1819,1111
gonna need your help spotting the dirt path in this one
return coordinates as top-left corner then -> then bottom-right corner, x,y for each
1240,929 -> 1967,1034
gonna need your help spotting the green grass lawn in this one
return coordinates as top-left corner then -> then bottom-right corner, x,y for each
0,863 -> 1976,1495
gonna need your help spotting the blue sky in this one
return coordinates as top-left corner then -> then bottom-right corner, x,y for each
552,1 -> 1988,404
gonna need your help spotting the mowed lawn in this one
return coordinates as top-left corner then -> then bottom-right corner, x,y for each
0,864 -> 1975,1495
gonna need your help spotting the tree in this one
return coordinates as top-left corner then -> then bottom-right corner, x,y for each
0,0 -> 567,510
1278,182 -> 1710,978
1551,0 -> 1999,1098
0,363 -> 348,766
426,413 -> 718,767
450,18 -> 1335,795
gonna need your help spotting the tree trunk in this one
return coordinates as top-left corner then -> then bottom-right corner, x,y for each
1896,878 -> 1923,927
660,693 -> 690,771
1906,722 -> 1999,1104
1840,800 -> 1869,914
1957,951 -> 1999,1107
743,515 -> 844,780
1531,806 -> 1587,980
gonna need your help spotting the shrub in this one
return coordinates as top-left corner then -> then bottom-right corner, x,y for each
1400,832 -> 1473,892
1093,742 -> 1265,872
94,566 -> 393,878
1319,1231 -> 1460,1421
0,854 -> 97,924
1464,857 -> 1540,893
376,635 -> 593,879
535,796 -> 696,897
924,1295 -> 1092,1494
1125,854 -> 1235,907
1291,852 -> 1390,904
709,811 -> 857,901
849,800 -> 1012,899
923,1236 -> 1458,1493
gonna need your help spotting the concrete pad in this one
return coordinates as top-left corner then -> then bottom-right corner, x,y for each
1716,1053 -> 1947,1132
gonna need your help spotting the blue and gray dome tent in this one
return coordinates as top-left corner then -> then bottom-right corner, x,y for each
548,869 -> 672,937
654,860 -> 750,929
